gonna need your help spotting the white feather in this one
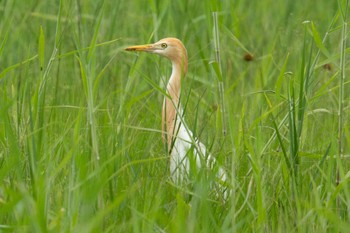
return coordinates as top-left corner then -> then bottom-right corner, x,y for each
169,108 -> 228,198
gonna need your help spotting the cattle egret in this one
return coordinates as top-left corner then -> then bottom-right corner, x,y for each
126,38 -> 228,198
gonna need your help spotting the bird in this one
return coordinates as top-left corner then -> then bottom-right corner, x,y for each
125,38 -> 228,198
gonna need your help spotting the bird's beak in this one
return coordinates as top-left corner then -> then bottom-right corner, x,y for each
125,43 -> 155,52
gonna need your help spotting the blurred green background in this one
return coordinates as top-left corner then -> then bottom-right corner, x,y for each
0,0 -> 349,232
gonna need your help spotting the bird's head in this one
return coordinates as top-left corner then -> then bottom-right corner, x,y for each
125,37 -> 188,75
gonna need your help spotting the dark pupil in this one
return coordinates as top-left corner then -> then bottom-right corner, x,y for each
162,43 -> 167,48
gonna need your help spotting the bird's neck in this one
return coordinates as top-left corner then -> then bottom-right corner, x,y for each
162,60 -> 187,150
167,62 -> 183,103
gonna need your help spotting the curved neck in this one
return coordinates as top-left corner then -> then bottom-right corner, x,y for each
167,62 -> 185,102
162,57 -> 187,150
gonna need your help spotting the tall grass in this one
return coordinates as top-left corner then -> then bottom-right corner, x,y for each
0,0 -> 349,232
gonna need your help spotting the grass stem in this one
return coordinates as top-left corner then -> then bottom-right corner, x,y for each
212,11 -> 227,137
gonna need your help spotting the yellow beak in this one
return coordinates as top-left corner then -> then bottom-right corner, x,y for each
125,44 -> 155,52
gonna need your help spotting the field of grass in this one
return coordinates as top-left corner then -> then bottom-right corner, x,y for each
1,0 -> 350,232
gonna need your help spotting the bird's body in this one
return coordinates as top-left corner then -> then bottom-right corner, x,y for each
169,109 -> 205,183
126,38 -> 228,196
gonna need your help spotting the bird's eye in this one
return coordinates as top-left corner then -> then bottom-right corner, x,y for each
161,43 -> 167,49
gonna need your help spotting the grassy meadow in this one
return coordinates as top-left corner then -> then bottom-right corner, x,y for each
1,0 -> 350,232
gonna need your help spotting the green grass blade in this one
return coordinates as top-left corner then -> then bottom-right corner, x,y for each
310,22 -> 330,58
275,53 -> 289,98
38,26 -> 45,71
